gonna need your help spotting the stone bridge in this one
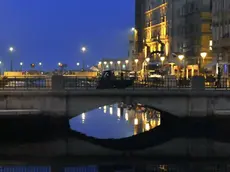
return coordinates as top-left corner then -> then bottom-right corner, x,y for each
1,89 -> 230,117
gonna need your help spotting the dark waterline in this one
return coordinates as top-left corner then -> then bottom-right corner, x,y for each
69,103 -> 161,139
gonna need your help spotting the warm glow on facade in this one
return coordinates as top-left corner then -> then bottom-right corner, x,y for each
144,1 -> 169,60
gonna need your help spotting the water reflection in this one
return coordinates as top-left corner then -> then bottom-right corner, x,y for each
0,163 -> 229,172
70,103 -> 161,139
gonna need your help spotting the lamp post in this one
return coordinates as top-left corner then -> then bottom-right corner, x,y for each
9,47 -> 14,71
38,62 -> 42,73
200,52 -> 207,75
134,59 -> 138,72
110,61 -> 113,70
117,61 -> 121,71
160,56 -> 165,66
98,61 -> 102,72
81,46 -> 86,71
0,61 -> 2,75
125,60 -> 129,70
178,55 -> 185,78
76,62 -> 80,70
20,62 -> 23,71
145,58 -> 150,80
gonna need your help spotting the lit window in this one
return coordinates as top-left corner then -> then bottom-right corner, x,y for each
209,40 -> 213,50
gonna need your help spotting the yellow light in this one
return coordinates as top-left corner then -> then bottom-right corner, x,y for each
160,56 -> 165,62
125,60 -> 129,64
117,61 -> 121,65
110,61 -> 113,65
145,123 -> 150,131
103,61 -> 107,65
135,59 -> 138,63
157,119 -> 161,126
178,55 -> 184,61
134,118 -> 138,125
146,58 -> 150,63
200,52 -> 207,59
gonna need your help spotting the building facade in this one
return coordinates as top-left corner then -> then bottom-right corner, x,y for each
144,0 -> 170,62
175,0 -> 212,66
135,0 -> 146,54
212,0 -> 230,76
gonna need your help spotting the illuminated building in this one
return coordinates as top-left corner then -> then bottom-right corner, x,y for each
212,0 -> 230,77
135,0 -> 213,76
172,0 -> 213,68
143,0 -> 170,62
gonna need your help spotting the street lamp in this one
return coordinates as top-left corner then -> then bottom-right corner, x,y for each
200,52 -> 207,75
160,56 -> 165,66
200,52 -> 207,63
20,62 -> 23,71
9,47 -> 14,52
38,62 -> 42,73
134,59 -> 138,72
146,58 -> 150,63
81,46 -> 87,71
81,46 -> 86,53
9,46 -> 14,71
117,61 -> 121,71
58,62 -> 62,67
178,55 -> 184,61
178,55 -> 185,78
0,61 -> 2,75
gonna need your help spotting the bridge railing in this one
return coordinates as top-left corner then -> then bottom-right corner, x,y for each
0,76 -> 51,90
0,76 -> 229,90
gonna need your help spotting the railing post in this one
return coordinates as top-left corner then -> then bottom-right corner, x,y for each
191,76 -> 205,90
52,75 -> 65,91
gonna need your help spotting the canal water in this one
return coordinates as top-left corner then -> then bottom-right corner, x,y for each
69,103 -> 161,139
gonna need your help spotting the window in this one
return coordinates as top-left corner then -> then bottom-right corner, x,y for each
209,40 -> 213,50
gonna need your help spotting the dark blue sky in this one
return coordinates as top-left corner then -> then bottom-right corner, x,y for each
0,0 -> 135,70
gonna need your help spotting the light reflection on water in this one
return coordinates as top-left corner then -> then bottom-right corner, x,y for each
70,103 -> 161,139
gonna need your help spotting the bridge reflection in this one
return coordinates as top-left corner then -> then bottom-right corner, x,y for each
83,103 -> 161,136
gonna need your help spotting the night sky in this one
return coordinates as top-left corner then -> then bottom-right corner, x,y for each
0,0 -> 135,71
